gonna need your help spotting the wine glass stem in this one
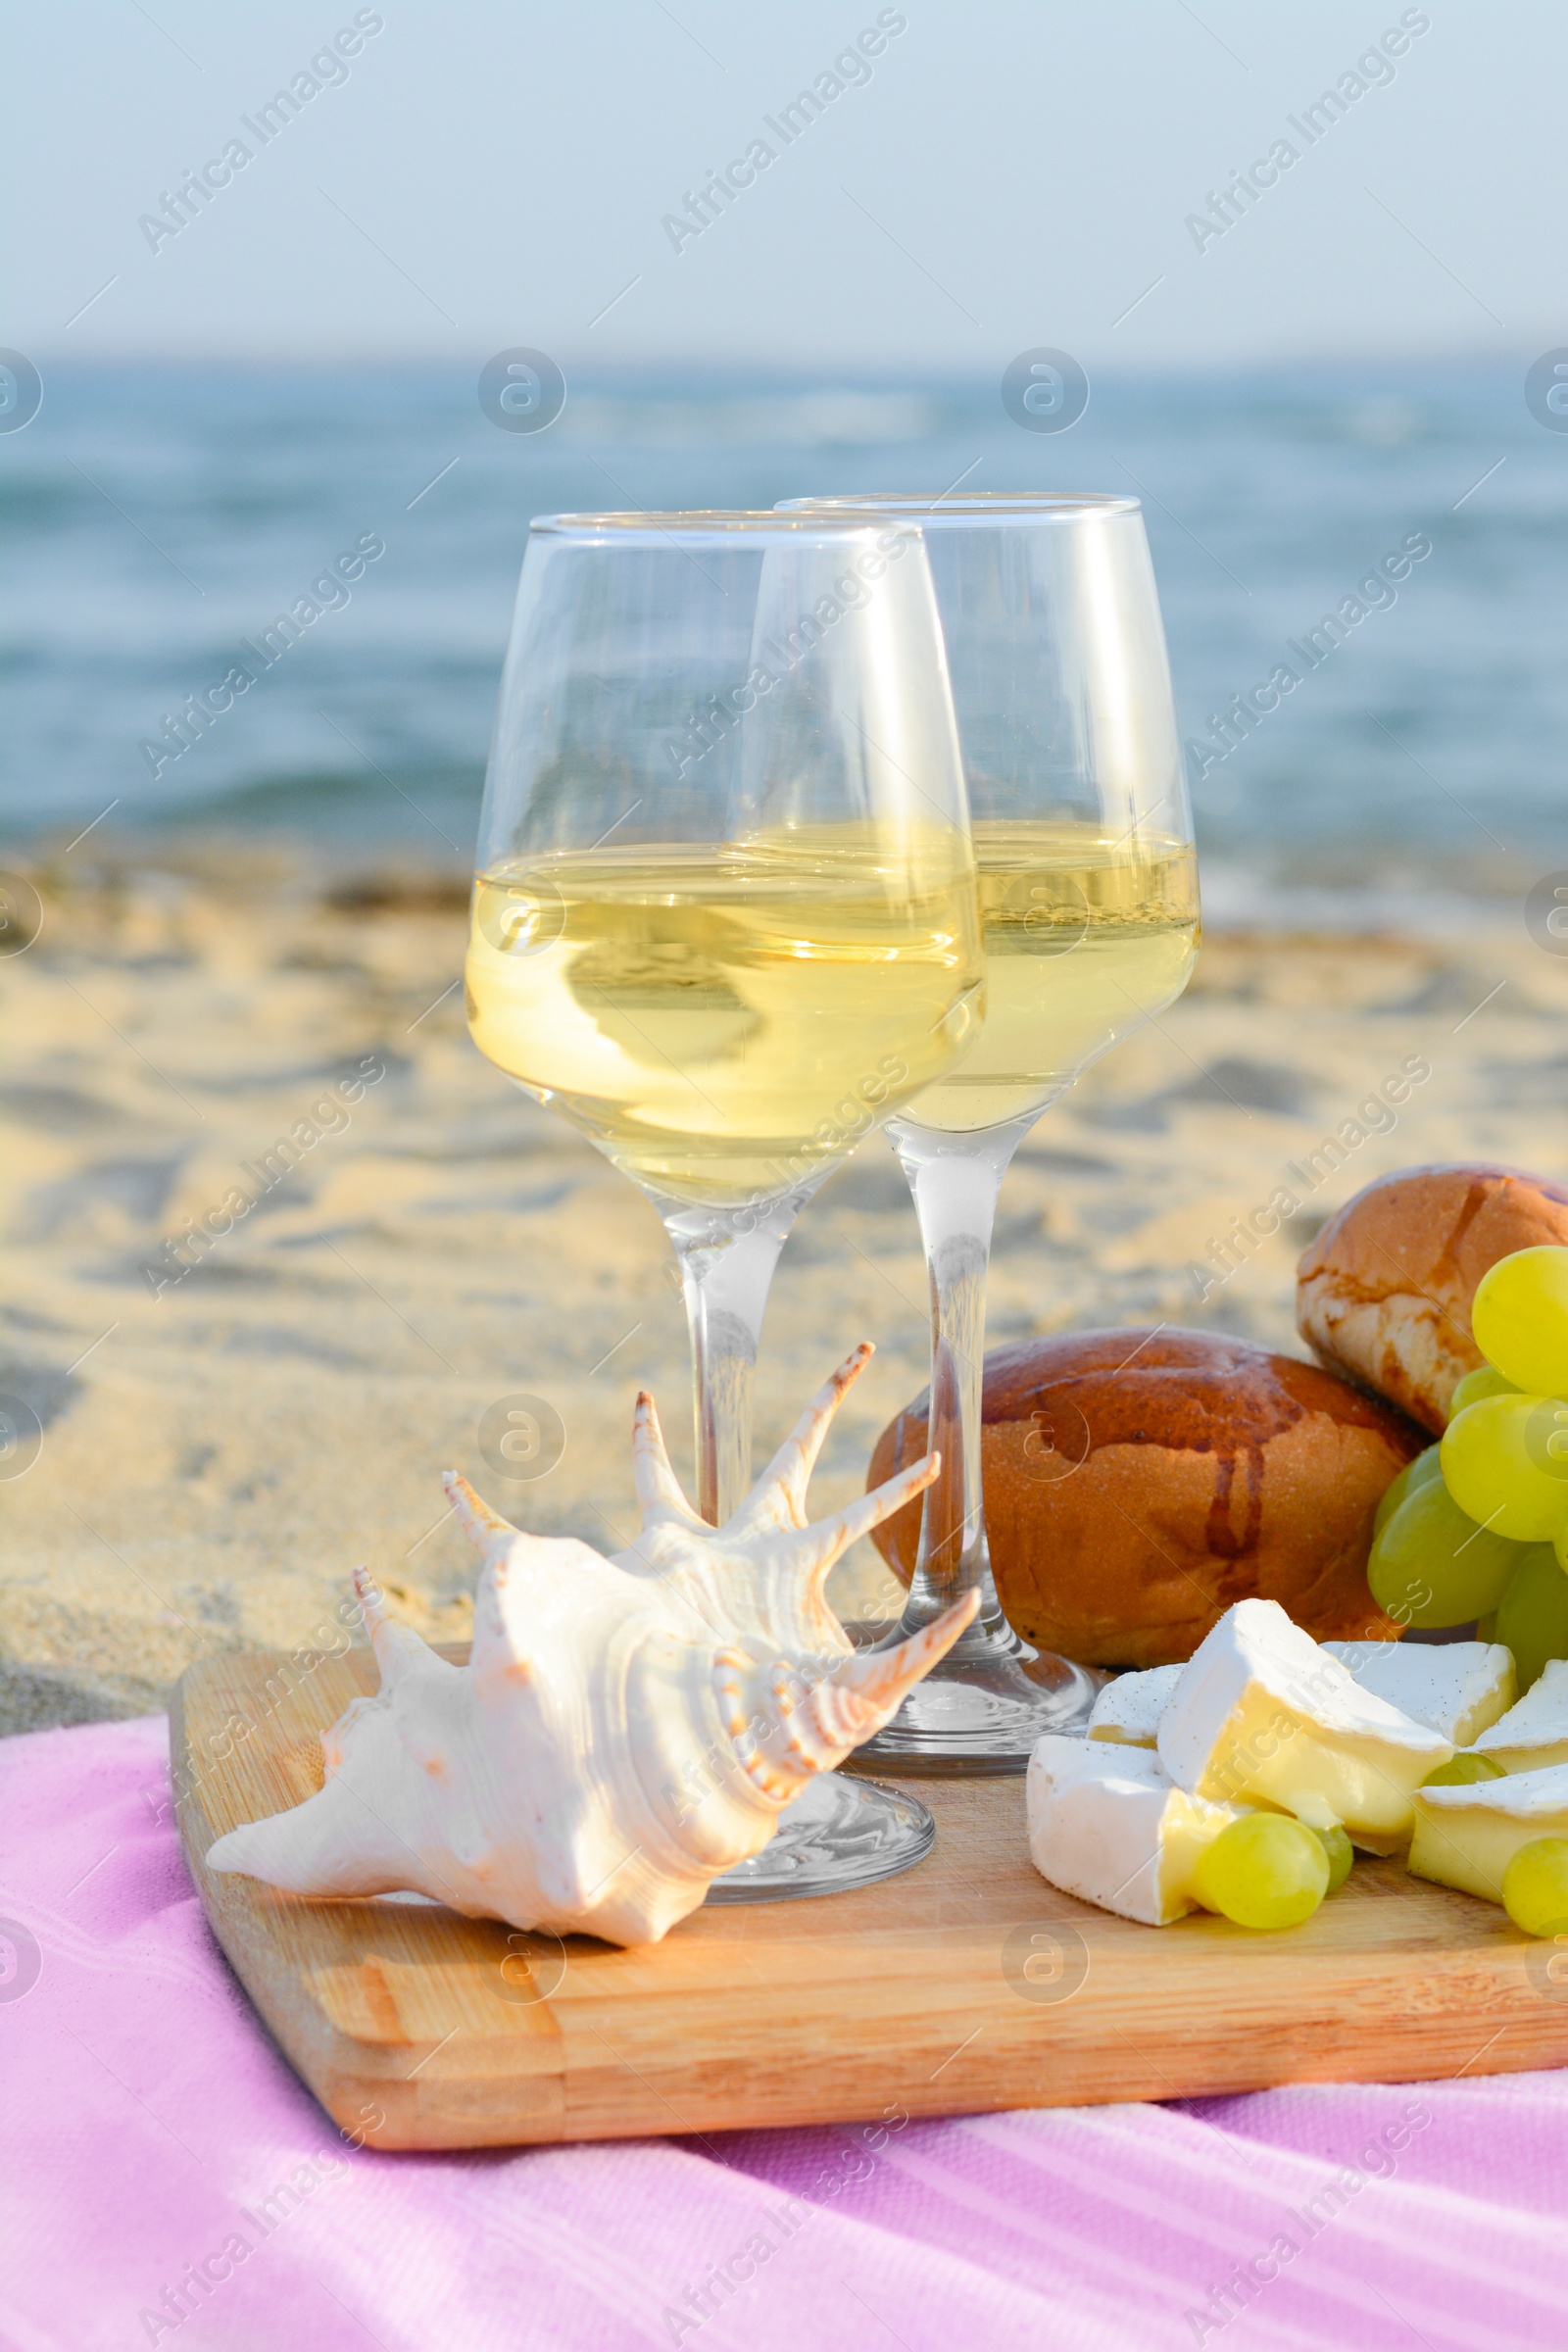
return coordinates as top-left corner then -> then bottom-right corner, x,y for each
662,1192 -> 814,1525
888,1116 -> 1035,1635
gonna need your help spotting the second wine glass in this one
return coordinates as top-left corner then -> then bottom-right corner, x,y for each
782,492 -> 1200,1768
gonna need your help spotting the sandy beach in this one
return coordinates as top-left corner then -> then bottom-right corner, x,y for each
3,847 -> 1563,1736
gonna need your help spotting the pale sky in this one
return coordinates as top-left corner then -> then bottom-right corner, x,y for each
6,0 -> 1561,372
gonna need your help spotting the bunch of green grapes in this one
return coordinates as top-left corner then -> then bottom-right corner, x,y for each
1368,1247 -> 1568,1682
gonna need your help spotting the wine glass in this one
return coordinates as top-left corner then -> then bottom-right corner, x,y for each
466,509 -> 985,1887
780,493 -> 1200,1768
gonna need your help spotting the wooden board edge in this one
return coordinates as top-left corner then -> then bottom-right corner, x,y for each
169,1661 -> 571,2147
282,1988 -> 1568,2151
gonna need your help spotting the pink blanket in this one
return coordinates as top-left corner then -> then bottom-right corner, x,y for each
2,1716 -> 1560,2351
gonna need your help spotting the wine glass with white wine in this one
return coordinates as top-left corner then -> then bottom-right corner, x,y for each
466,509 -> 986,1886
781,493 -> 1200,1768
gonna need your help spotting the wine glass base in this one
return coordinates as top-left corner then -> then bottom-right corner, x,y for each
847,1637 -> 1104,1775
706,1771 -> 935,1902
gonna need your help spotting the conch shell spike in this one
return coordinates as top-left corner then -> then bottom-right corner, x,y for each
631,1391 -> 705,1532
839,1601 -> 979,1710
442,1470 -> 519,1566
352,1564 -> 440,1689
728,1342 -> 875,1538
796,1448 -> 942,1588
736,1589 -> 981,1796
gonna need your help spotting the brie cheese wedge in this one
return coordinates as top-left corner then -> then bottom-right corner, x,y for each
1090,1640 -> 1515,1757
1408,1760 -> 1568,1902
1157,1598 -> 1451,1852
1086,1666 -> 1180,1748
1323,1640 -> 1517,1747
1471,1658 -> 1568,1775
1026,1735 -> 1250,1926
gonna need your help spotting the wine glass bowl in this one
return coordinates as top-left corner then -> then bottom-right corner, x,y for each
780,493 -> 1200,1767
466,513 -> 983,1217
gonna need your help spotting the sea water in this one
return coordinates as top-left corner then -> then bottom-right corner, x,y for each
2,362 -> 1562,927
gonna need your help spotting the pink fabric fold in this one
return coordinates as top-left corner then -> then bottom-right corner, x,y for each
1,1716 -> 1559,2351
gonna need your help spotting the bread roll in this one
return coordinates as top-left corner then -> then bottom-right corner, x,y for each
1297,1164 -> 1568,1434
866,1328 -> 1421,1669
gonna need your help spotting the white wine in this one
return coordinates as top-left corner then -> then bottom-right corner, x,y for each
466,833 -> 982,1204
899,821 -> 1200,1133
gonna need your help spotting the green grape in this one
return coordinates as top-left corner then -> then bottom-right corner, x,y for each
1476,1609 -> 1498,1640
1472,1248 -> 1568,1396
1367,1473 -> 1523,1628
1502,1838 -> 1568,1937
1422,1752 -> 1506,1787
1193,1813 -> 1330,1931
1310,1822 -> 1354,1892
1493,1542 -> 1568,1690
1448,1365 -> 1521,1415
1441,1397 -> 1568,1544
1373,1446 -> 1445,1541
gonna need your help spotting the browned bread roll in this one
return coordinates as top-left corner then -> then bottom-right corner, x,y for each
866,1328 -> 1421,1668
1296,1164 -> 1568,1435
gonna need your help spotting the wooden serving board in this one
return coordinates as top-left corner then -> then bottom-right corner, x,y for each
172,1645 -> 1568,2151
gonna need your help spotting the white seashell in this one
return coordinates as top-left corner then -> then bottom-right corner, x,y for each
205,1346 -> 977,1944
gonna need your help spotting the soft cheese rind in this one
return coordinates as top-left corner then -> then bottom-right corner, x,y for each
1471,1657 -> 1568,1775
1157,1598 -> 1451,1851
1086,1665 -> 1181,1747
1026,1735 -> 1249,1926
1323,1640 -> 1517,1747
1408,1760 -> 1568,1902
1093,1640 -> 1515,1755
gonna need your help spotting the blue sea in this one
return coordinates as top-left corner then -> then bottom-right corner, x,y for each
4,362 -> 1564,924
